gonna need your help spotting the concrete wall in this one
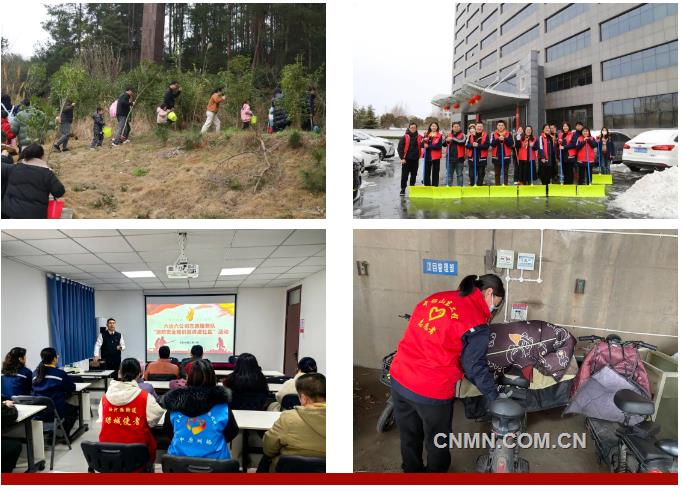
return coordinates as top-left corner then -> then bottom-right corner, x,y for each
451,3 -> 678,134
298,270 -> 327,374
1,258 -> 51,367
353,229 -> 678,368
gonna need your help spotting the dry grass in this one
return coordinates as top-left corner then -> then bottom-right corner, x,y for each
48,121 -> 325,218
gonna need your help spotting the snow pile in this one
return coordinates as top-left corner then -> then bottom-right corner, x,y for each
610,163 -> 631,173
612,166 -> 677,218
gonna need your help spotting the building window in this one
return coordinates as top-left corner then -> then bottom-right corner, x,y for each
466,25 -> 480,44
455,39 -> 465,56
466,10 -> 479,28
602,40 -> 677,81
465,63 -> 477,79
453,71 -> 464,87
478,72 -> 497,86
500,24 -> 539,57
603,93 -> 677,128
480,50 -> 497,70
496,74 -> 518,93
601,3 -> 678,41
501,3 -> 539,36
456,24 -> 466,41
546,104 -> 594,128
545,3 -> 591,32
480,8 -> 498,31
480,29 -> 498,51
545,29 -> 591,62
545,66 -> 592,93
466,46 -> 478,61
454,55 -> 464,70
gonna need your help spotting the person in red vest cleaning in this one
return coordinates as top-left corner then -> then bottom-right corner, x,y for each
443,122 -> 466,186
398,122 -> 423,196
389,274 -> 505,472
422,122 -> 443,186
465,122 -> 489,186
575,127 -> 598,185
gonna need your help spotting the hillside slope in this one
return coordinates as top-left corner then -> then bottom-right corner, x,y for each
47,128 -> 325,218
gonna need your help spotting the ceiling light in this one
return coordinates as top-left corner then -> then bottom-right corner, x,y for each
122,271 -> 156,278
220,267 -> 255,276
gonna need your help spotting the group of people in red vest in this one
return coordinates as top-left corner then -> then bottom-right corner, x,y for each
398,119 -> 616,195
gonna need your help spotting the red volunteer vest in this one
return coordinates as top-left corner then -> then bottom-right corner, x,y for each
559,130 -> 577,158
577,135 -> 596,163
389,289 -> 491,400
517,137 -> 538,161
423,132 -> 443,160
446,131 -> 466,158
402,133 -> 424,159
99,390 -> 156,463
491,131 -> 512,158
467,131 -> 488,159
540,134 -> 554,161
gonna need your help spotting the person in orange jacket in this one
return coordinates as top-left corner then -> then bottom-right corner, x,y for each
575,127 -> 598,184
422,122 -> 443,186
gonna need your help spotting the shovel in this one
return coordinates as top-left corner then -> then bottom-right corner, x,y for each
462,145 -> 489,198
592,140 -> 613,185
549,139 -> 578,197
577,140 -> 606,197
489,137 -> 517,198
518,139 -> 545,197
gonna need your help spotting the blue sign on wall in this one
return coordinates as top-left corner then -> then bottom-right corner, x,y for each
422,259 -> 458,276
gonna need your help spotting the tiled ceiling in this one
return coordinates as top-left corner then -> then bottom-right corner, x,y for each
2,230 -> 325,291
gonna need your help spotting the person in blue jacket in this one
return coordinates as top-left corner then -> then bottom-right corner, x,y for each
465,122 -> 490,186
32,347 -> 79,435
163,359 -> 239,459
1,347 -> 32,399
596,127 -> 615,175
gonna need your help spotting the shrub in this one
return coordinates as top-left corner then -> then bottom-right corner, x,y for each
280,59 -> 308,129
183,129 -> 204,150
90,193 -> 117,210
132,167 -> 149,177
288,130 -> 301,148
155,124 -> 169,144
300,149 -> 325,193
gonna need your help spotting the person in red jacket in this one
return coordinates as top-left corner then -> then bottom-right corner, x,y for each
389,274 -> 505,472
538,124 -> 557,185
1,110 -> 15,143
422,122 -> 443,186
575,127 -> 598,185
442,122 -> 466,186
465,122 -> 489,186
490,120 -> 514,185
557,122 -> 575,184
515,126 -> 539,185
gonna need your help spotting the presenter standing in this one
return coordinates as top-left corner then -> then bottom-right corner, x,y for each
94,318 -> 125,379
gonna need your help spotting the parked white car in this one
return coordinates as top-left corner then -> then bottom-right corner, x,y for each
622,130 -> 678,172
353,144 -> 382,172
353,131 -> 395,159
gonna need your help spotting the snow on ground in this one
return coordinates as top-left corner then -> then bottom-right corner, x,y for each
611,167 -> 677,218
610,163 -> 631,173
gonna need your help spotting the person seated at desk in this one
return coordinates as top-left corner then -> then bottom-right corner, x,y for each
32,347 -> 79,435
222,353 -> 269,410
179,344 -> 204,378
163,359 -> 239,459
262,373 -> 326,471
269,357 -> 317,411
98,358 -> 164,466
145,346 -> 179,380
1,347 -> 32,399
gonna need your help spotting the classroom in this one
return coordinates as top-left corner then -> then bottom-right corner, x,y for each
1,229 -> 326,473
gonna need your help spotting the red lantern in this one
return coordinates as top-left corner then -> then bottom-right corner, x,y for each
453,103 -> 460,109
443,104 -> 450,111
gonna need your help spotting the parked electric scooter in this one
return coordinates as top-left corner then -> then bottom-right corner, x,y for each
579,335 -> 678,472
376,314 -> 410,433
476,370 -> 531,473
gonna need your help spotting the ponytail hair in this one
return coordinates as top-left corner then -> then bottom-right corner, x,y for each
458,274 -> 505,298
34,347 -> 57,385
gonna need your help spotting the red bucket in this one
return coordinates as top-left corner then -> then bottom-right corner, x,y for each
47,199 -> 64,219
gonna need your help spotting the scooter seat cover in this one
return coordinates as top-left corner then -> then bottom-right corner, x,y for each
490,398 -> 524,419
656,439 -> 678,457
623,434 -> 675,463
614,389 -> 654,416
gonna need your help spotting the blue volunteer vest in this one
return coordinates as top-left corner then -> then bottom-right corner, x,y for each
167,403 -> 231,459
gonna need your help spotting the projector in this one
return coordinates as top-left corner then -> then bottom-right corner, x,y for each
166,262 -> 199,279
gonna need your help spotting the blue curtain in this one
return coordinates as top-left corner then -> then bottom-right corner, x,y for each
47,275 -> 97,366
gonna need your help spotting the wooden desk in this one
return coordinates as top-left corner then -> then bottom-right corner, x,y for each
214,370 -> 285,378
2,404 -> 47,472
